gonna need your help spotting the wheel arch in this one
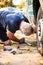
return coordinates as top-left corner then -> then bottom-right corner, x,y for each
33,0 -> 40,24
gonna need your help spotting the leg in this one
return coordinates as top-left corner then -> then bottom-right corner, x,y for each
0,30 -> 11,45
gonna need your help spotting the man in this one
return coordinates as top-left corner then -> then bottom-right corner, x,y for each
0,7 -> 36,45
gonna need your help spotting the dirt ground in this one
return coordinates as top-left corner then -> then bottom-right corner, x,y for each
0,49 -> 43,65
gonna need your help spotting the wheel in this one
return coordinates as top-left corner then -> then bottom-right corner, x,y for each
37,7 -> 43,56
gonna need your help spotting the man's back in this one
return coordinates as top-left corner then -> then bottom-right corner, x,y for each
0,7 -> 29,33
0,7 -> 23,29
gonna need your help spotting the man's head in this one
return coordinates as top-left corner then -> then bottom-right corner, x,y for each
20,20 -> 34,35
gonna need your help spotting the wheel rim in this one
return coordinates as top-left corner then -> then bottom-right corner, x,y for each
37,19 -> 43,41
37,19 -> 43,56
37,21 -> 41,41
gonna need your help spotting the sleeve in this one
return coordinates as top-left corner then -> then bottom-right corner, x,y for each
23,15 -> 29,23
16,13 -> 29,23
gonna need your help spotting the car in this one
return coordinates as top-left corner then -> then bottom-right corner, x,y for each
33,0 -> 43,56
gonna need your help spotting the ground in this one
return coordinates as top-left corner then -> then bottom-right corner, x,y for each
0,49 -> 43,65
0,30 -> 43,65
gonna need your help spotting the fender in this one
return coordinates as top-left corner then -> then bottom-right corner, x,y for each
33,0 -> 40,24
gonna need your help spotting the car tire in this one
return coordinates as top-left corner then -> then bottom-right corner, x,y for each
37,7 -> 43,56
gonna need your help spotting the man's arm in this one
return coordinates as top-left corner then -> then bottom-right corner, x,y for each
32,24 -> 37,33
6,29 -> 25,43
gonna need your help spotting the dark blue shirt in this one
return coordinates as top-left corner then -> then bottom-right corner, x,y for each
0,7 -> 29,33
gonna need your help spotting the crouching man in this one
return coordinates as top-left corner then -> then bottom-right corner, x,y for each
0,7 -> 37,45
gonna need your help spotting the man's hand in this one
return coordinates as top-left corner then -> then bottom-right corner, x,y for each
19,38 -> 25,44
